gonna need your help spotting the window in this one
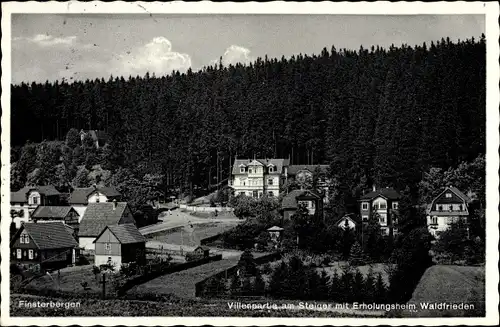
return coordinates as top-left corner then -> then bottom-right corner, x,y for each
438,205 -> 443,211
445,193 -> 452,198
239,192 -> 245,196
240,167 -> 245,173
268,191 -> 274,197
28,250 -> 33,260
268,178 -> 274,185
380,203 -> 387,209
392,202 -> 399,210
20,233 -> 29,244
431,216 -> 438,225
459,204 -> 463,211
105,243 -> 111,251
32,197 -> 39,205
362,215 -> 369,222
362,203 -> 368,210
269,166 -> 274,173
248,168 -> 253,174
372,204 -> 379,210
17,249 -> 22,259
379,214 -> 387,224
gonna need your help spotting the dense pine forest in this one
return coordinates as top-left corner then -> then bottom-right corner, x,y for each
11,35 -> 486,209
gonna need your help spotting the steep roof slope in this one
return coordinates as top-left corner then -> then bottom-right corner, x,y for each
79,202 -> 134,237
12,222 -> 78,250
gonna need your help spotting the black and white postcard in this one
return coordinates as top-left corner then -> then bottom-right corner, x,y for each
1,1 -> 499,326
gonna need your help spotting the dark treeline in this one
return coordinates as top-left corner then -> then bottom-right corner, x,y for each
11,35 -> 485,201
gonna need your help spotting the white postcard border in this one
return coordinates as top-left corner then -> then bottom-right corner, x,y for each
1,1 -> 498,326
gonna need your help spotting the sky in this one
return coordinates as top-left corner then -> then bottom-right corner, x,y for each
11,14 -> 484,84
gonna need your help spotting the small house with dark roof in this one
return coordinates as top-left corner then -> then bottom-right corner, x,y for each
10,185 -> 62,228
193,245 -> 211,258
30,206 -> 80,236
69,185 -> 121,218
93,223 -> 146,270
359,186 -> 401,236
10,222 -> 79,271
281,189 -> 324,221
78,201 -> 136,250
426,186 -> 473,238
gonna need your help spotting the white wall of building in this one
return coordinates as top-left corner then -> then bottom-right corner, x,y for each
72,205 -> 87,221
87,192 -> 109,203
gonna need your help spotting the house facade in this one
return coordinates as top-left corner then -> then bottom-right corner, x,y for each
281,189 -> 324,221
426,186 -> 472,238
359,186 -> 400,236
229,159 -> 331,200
230,158 -> 290,198
69,185 -> 121,218
93,224 -> 146,270
78,201 -> 136,250
10,222 -> 79,272
10,186 -> 61,228
30,206 -> 80,236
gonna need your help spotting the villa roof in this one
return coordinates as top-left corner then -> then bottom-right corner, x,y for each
232,158 -> 290,175
360,187 -> 401,200
281,189 -> 322,210
287,165 -> 329,176
69,186 -> 121,204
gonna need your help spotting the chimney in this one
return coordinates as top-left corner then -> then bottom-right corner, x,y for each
372,184 -> 376,192
112,199 -> 117,210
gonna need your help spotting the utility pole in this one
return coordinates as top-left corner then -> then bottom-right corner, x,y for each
100,273 -> 106,299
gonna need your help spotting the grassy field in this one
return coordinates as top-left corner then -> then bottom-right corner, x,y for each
10,293 -> 385,317
403,265 -> 485,317
21,265 -> 113,297
147,222 -> 238,246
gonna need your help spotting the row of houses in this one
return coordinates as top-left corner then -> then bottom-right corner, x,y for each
230,158 -> 476,238
9,184 -> 146,271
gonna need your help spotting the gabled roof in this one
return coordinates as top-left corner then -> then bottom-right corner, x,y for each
267,225 -> 284,231
281,189 -> 323,209
79,202 -> 134,237
232,158 -> 290,175
94,224 -> 145,244
11,222 -> 78,250
287,165 -> 329,176
11,185 -> 60,203
360,187 -> 401,201
194,245 -> 210,251
69,186 -> 121,204
448,186 -> 472,203
31,206 -> 78,219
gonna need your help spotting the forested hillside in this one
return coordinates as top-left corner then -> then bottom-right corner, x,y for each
11,36 -> 486,207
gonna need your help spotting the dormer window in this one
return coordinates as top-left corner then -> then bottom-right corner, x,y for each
269,165 -> 275,173
240,167 -> 245,173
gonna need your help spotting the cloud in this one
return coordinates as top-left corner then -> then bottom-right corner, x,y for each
111,37 -> 192,77
211,45 -> 255,67
13,34 -> 77,47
